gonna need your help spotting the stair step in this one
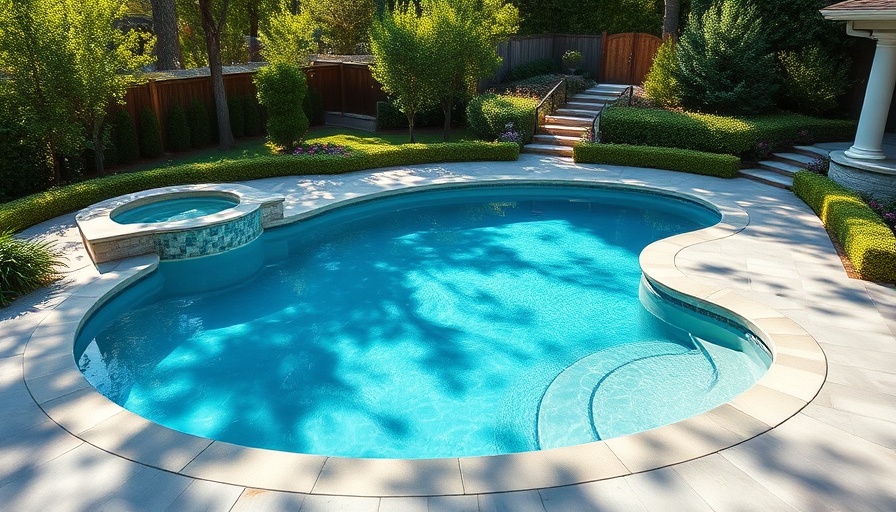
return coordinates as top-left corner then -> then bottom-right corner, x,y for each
544,115 -> 593,127
571,94 -> 615,104
532,134 -> 581,147
740,168 -> 793,189
555,108 -> 599,117
564,101 -> 603,110
772,152 -> 816,167
758,160 -> 802,175
792,145 -> 832,158
541,124 -> 588,137
522,144 -> 574,157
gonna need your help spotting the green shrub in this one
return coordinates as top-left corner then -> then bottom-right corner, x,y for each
303,87 -> 325,126
166,104 -> 191,152
0,231 -> 60,307
0,121 -> 53,202
139,109 -> 164,159
243,96 -> 263,136
0,142 -> 519,233
643,38 -> 680,108
108,110 -> 140,166
574,143 -> 740,178
503,58 -> 561,82
561,50 -> 583,72
793,171 -> 896,283
376,98 -> 466,130
566,75 -> 595,96
674,2 -> 779,115
466,93 -> 536,143
228,97 -> 246,139
778,46 -> 850,116
601,108 -> 856,156
255,63 -> 309,151
187,99 -> 213,148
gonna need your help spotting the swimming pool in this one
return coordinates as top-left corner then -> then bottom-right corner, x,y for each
75,183 -> 770,459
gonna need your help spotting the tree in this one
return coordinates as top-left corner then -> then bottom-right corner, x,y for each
370,3 -> 437,142
0,0 -> 81,184
673,1 -> 778,115
255,62 -> 309,150
0,0 -> 150,178
258,7 -> 315,65
196,0 -> 236,149
427,0 -> 506,139
308,0 -> 376,54
150,0 -> 182,69
64,0 -> 154,175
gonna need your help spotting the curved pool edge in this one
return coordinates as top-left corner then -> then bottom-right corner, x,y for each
22,178 -> 827,497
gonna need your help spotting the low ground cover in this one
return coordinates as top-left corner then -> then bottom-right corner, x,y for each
793,171 -> 896,283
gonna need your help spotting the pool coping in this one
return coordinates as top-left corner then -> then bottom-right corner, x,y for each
22,177 -> 827,497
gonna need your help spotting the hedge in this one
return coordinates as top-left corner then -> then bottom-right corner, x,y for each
574,143 -> 741,179
793,171 -> 896,283
466,93 -> 537,144
0,142 -> 519,233
601,108 -> 856,156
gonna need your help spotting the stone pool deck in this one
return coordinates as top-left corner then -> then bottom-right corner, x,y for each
1,154 -> 895,511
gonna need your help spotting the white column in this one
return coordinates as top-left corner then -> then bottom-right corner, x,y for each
846,34 -> 896,160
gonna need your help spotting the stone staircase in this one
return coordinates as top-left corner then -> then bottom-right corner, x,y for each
523,83 -> 632,157
739,145 -> 831,189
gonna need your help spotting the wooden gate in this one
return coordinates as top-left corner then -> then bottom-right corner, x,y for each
601,32 -> 662,85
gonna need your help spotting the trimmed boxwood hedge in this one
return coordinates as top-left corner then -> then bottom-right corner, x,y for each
601,108 -> 856,156
793,171 -> 896,283
466,93 -> 537,144
574,143 -> 741,178
0,142 -> 519,233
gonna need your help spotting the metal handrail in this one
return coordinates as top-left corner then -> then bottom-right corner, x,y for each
533,77 -> 568,134
591,86 -> 634,143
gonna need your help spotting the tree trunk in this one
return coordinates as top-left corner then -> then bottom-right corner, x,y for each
93,126 -> 105,177
198,0 -> 235,150
247,0 -> 261,62
150,0 -> 181,70
662,0 -> 680,40
407,112 -> 415,143
442,99 -> 452,141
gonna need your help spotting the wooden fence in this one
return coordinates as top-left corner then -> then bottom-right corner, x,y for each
119,61 -> 386,146
492,34 -> 603,83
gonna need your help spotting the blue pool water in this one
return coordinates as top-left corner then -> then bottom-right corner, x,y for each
76,184 -> 770,459
112,196 -> 239,224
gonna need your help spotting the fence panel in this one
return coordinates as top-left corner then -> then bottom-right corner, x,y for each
490,34 -> 603,84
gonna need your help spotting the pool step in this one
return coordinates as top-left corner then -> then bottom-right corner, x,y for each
537,341 -> 691,450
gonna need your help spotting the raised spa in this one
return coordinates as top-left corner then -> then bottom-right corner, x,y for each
75,183 -> 770,459
111,195 -> 240,224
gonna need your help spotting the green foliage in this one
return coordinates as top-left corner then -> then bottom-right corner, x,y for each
166,104 -> 191,152
176,0 -> 247,67
793,171 -> 896,283
307,0 -> 376,54
514,0 -> 661,35
674,2 -> 779,115
376,99 -> 466,129
255,63 -> 309,151
0,103 -> 54,202
466,93 -> 536,143
139,108 -> 164,159
243,95 -> 263,136
504,58 -> 561,82
643,38 -> 680,108
259,8 -> 315,65
0,141 -> 519,233
601,107 -> 856,156
303,88 -> 325,126
779,46 -> 851,116
573,143 -> 741,178
187,99 -> 212,148
0,231 -> 60,307
370,3 -> 437,142
228,97 -> 246,138
561,50 -> 583,71
109,110 -> 140,165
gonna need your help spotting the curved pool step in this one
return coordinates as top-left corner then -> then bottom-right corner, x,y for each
536,341 -> 692,450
